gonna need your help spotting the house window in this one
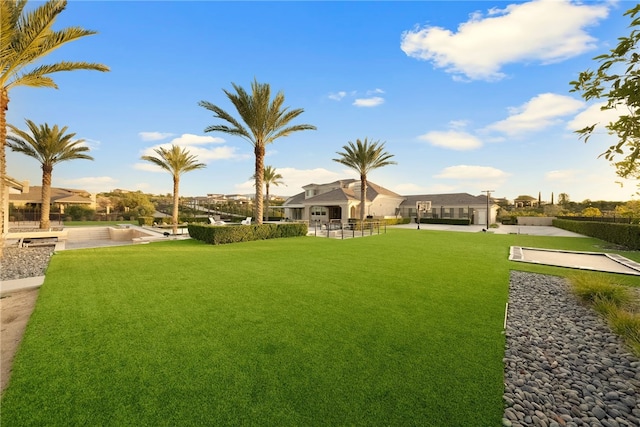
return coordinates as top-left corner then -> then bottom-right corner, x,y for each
458,207 -> 468,218
310,206 -> 326,216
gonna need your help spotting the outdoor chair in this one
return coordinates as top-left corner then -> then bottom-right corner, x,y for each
241,217 -> 252,225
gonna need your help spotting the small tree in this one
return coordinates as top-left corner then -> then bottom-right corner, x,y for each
7,120 -> 93,229
333,138 -> 396,224
141,145 -> 205,235
570,4 -> 640,179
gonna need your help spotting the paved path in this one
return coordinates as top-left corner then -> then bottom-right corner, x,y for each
392,223 -> 587,237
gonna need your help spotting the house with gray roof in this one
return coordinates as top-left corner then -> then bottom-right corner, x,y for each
282,179 -> 404,223
282,180 -> 498,225
9,185 -> 96,213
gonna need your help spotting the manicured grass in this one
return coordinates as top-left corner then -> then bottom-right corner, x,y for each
1,229 -> 638,425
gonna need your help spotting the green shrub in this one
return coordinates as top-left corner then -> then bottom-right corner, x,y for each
570,274 -> 631,307
569,274 -> 640,356
609,310 -> 640,354
553,219 -> 640,250
188,223 -> 308,245
66,205 -> 96,221
419,218 -> 471,225
138,216 -> 154,226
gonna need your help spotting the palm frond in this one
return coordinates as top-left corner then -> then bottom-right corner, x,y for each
7,119 -> 93,166
141,145 -> 206,178
1,0 -> 108,90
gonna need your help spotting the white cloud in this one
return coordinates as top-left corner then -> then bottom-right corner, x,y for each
391,182 -> 457,194
81,138 -> 101,151
485,93 -> 584,136
133,162 -> 165,173
137,132 -> 246,170
434,165 -> 511,194
139,131 -> 174,141
367,88 -> 385,95
234,167 -> 345,196
57,176 -> 118,192
169,133 -> 225,146
567,101 -> 623,133
353,96 -> 385,107
418,130 -> 482,150
435,165 -> 510,180
545,169 -> 579,181
328,91 -> 347,101
400,0 -> 609,81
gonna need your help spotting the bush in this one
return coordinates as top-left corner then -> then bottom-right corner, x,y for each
188,223 -> 308,245
553,219 -> 640,250
569,274 -> 640,356
138,216 -> 154,226
570,273 -> 631,307
418,218 -> 471,226
66,205 -> 96,221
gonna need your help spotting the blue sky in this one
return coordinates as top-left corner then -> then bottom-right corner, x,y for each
6,0 -> 639,202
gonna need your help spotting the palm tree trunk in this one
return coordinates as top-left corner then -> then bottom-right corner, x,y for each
254,145 -> 265,225
40,164 -> 53,230
172,176 -> 180,235
1,88 -> 8,246
264,183 -> 270,222
360,174 -> 367,228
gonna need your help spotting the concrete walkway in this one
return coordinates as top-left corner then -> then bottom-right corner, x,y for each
392,223 -> 587,237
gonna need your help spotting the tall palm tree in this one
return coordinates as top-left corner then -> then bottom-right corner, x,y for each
7,119 -> 94,230
333,138 -> 396,224
199,79 -> 315,224
252,165 -> 284,222
141,145 -> 206,235
1,0 -> 109,238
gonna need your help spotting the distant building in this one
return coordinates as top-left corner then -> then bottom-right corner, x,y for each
9,185 -> 96,212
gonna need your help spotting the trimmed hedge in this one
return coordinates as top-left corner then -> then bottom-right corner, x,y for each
418,218 -> 471,226
553,219 -> 640,250
188,223 -> 308,245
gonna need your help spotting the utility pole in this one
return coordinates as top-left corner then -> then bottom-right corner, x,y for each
482,190 -> 494,230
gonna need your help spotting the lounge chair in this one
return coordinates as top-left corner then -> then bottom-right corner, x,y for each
241,217 -> 252,225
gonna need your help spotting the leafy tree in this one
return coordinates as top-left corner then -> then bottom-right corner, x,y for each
0,0 -> 109,237
333,138 -> 396,223
200,79 -> 316,224
252,165 -> 284,222
558,193 -> 570,207
615,200 -> 640,222
115,192 -> 155,219
141,145 -> 205,234
66,205 -> 95,221
570,4 -> 640,179
581,207 -> 603,217
7,119 -> 93,229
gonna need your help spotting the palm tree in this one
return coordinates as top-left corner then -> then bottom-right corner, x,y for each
141,145 -> 206,235
7,119 -> 93,229
1,0 -> 109,238
252,165 -> 284,222
199,79 -> 315,224
333,138 -> 396,224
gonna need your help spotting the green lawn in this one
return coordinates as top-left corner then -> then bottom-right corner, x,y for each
1,229 -> 638,425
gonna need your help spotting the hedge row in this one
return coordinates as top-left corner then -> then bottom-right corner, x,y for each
188,223 -> 308,245
418,218 -> 471,225
553,219 -> 640,250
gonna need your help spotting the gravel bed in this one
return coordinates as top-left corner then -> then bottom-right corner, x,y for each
0,246 -> 55,281
504,271 -> 640,427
